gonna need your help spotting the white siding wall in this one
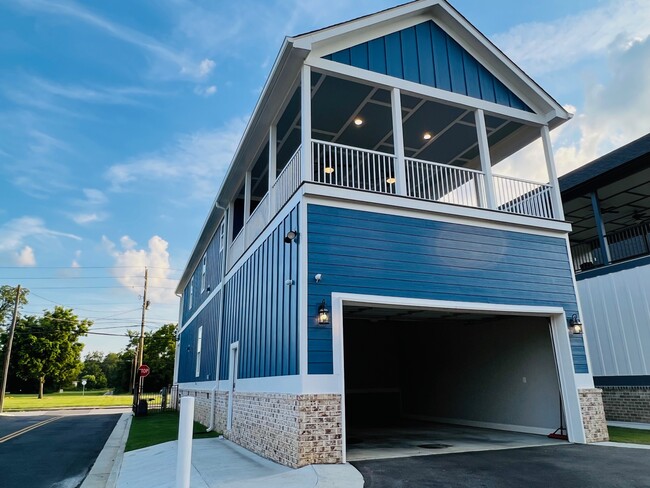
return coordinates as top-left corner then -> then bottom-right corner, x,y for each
577,265 -> 650,377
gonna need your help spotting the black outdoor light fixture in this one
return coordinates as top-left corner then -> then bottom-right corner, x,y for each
317,300 -> 330,325
568,314 -> 583,334
284,230 -> 298,244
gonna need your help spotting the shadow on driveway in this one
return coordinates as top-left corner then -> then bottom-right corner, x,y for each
352,444 -> 650,487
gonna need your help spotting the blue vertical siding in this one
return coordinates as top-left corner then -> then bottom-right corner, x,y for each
324,20 -> 531,112
181,222 -> 224,326
307,204 -> 588,374
218,206 -> 300,380
177,291 -> 220,383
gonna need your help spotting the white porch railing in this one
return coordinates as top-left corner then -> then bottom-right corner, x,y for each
228,230 -> 245,268
245,193 -> 269,245
312,140 -> 397,195
405,157 -> 486,208
493,174 -> 554,219
272,148 -> 301,215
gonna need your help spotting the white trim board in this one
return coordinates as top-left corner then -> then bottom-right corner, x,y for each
302,184 -> 572,237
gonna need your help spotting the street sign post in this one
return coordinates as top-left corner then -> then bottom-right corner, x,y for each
81,378 -> 87,396
138,364 -> 150,377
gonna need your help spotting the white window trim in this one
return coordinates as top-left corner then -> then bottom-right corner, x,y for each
200,253 -> 207,293
188,280 -> 194,310
195,325 -> 203,378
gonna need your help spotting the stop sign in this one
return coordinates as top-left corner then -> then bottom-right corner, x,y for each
138,364 -> 150,377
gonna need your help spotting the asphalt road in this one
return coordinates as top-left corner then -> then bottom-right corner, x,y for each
353,444 -> 650,487
0,410 -> 121,488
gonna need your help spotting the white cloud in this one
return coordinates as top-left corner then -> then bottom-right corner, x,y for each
82,188 -> 107,205
102,235 -> 176,303
12,0 -> 213,79
197,59 -> 215,77
120,236 -> 137,250
71,212 -> 104,225
0,217 -> 80,259
15,246 -> 36,266
492,0 -> 650,76
194,85 -> 217,97
551,37 -> 650,176
105,117 -> 247,200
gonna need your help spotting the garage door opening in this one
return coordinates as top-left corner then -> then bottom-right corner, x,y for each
343,305 -> 568,460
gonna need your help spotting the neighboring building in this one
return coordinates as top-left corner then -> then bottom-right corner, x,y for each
561,133 -> 650,423
174,0 -> 607,468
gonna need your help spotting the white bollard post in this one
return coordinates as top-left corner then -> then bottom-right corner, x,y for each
176,396 -> 195,488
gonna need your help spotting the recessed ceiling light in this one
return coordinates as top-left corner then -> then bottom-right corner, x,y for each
353,117 -> 364,126
386,177 -> 396,184
324,166 -> 335,174
423,132 -> 433,140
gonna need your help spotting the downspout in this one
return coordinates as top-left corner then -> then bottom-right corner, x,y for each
207,203 -> 228,432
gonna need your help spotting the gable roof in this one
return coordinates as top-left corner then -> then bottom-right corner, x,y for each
176,0 -> 571,294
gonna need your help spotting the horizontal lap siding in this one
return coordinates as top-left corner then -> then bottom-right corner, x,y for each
307,204 -> 588,374
324,20 -> 531,112
178,291 -> 220,383
218,206 -> 300,380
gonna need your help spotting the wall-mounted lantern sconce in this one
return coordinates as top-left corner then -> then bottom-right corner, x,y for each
317,300 -> 330,325
568,314 -> 583,334
284,230 -> 298,244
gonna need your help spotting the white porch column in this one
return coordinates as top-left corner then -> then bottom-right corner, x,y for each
300,65 -> 312,182
268,125 -> 277,219
243,171 -> 251,243
541,125 -> 565,220
475,109 -> 497,210
391,88 -> 407,196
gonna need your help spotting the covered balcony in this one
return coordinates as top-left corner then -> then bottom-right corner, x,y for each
227,67 -> 564,267
560,139 -> 650,273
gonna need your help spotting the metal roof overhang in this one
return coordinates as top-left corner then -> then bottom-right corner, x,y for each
175,41 -> 309,294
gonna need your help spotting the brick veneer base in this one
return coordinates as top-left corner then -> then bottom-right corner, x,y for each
578,388 -> 609,442
600,386 -> 650,423
177,389 -> 342,468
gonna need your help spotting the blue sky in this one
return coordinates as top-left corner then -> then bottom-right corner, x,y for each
1,0 -> 649,354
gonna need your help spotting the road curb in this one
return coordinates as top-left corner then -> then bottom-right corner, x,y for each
81,412 -> 132,488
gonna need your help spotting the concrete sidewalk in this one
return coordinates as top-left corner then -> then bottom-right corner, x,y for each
117,437 -> 363,488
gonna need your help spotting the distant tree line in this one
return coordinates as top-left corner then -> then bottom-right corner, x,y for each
1,285 -> 177,396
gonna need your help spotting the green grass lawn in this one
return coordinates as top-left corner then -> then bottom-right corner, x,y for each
3,391 -> 133,410
608,426 -> 650,445
125,411 -> 220,452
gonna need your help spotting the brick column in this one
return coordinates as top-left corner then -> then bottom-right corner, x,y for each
579,388 -> 609,442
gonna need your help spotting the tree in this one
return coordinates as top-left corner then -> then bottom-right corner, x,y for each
124,323 -> 177,392
143,323 -> 177,391
0,285 -> 29,327
13,307 -> 91,398
80,352 -> 108,389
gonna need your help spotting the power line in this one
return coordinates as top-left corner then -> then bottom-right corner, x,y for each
0,276 -> 180,280
0,266 -> 182,270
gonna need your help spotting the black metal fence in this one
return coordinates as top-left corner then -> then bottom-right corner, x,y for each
133,384 -> 179,416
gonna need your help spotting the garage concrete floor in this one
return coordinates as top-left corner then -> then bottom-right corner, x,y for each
346,421 -> 565,461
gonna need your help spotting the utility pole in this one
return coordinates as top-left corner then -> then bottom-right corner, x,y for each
137,268 -> 149,394
0,285 -> 21,413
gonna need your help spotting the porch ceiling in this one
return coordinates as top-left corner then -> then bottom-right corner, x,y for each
564,165 -> 650,242
309,72 -> 529,169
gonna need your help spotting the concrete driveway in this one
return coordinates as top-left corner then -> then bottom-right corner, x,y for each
353,444 -> 650,487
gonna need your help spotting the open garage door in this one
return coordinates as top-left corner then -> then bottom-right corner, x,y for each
343,306 -> 568,460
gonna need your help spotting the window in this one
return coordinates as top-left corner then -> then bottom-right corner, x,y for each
200,253 -> 207,292
188,279 -> 193,310
195,326 -> 203,377
219,222 -> 225,251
